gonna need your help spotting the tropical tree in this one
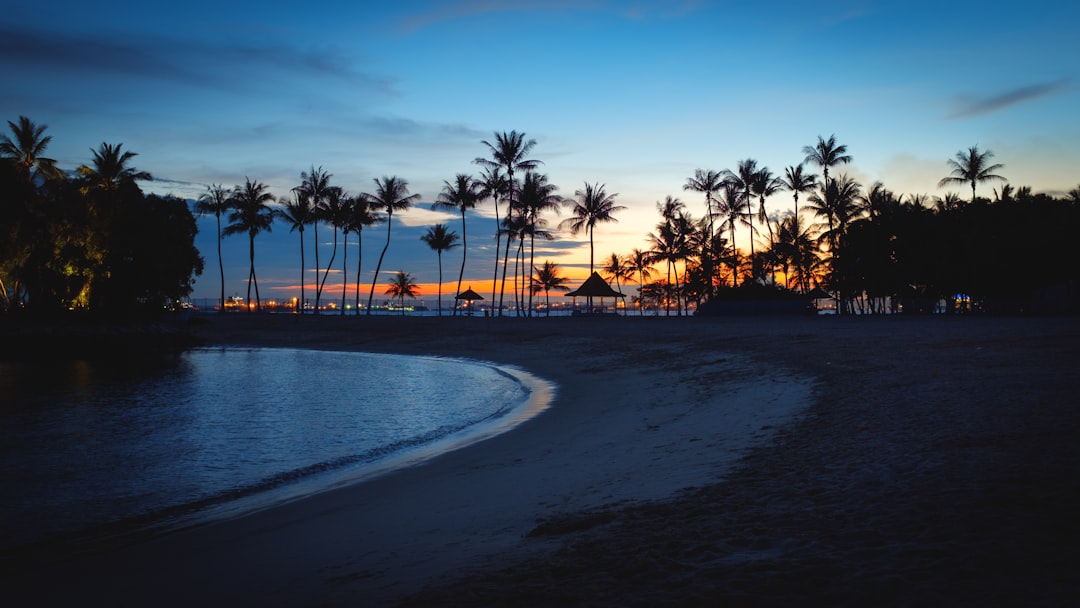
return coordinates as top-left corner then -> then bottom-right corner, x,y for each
723,159 -> 762,277
277,191 -> 315,314
601,253 -> 633,296
433,173 -> 483,314
363,176 -> 419,315
294,166 -> 332,312
222,178 -> 275,311
76,142 -> 152,192
193,184 -> 232,311
802,134 -> 852,189
315,186 -> 349,314
647,211 -> 691,315
385,270 -> 419,316
531,260 -> 570,316
627,248 -> 656,316
781,163 -> 819,225
344,195 -> 382,314
751,166 -> 783,248
477,165 -> 509,307
560,182 -> 625,274
937,145 -> 1006,203
807,173 -> 862,252
517,172 -> 561,315
683,169 -> 724,239
716,181 -> 749,286
420,223 -> 460,316
0,115 -> 63,183
474,131 -> 540,315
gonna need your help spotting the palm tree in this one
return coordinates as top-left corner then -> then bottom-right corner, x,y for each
601,253 -> 633,296
0,115 -> 63,183
433,173 -> 483,314
751,166 -> 783,249
716,179 -> 750,286
802,134 -> 852,189
315,186 -> 349,314
294,166 -> 333,312
781,164 -> 818,225
723,159 -> 762,277
647,212 -> 691,315
474,131 -> 540,315
194,184 -> 233,311
344,195 -> 382,314
937,145 -> 1006,203
683,169 -> 725,239
420,223 -> 460,316
531,260 -> 570,316
222,178 -> 275,311
518,172 -> 561,315
627,248 -> 655,316
77,142 -> 152,191
363,176 -> 419,315
807,173 -> 862,252
385,271 -> 419,316
277,191 -> 316,314
477,165 -> 509,308
560,182 -> 625,274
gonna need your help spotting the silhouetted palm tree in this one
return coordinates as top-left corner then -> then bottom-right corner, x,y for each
683,169 -> 724,239
0,115 -> 63,183
77,142 -> 152,191
475,131 -> 540,315
560,182 -> 625,274
752,166 -> 783,248
627,248 -> 655,316
937,145 -> 1006,203
420,223 -> 460,316
344,195 -> 382,314
434,173 -> 483,314
385,271 -> 419,316
781,164 -> 818,225
802,134 -> 852,189
723,159 -> 762,276
278,191 -> 315,314
601,253 -> 634,296
716,181 -> 748,286
194,184 -> 232,311
807,173 -> 862,252
223,178 -> 275,311
295,166 -> 332,312
316,186 -> 349,314
531,260 -> 570,316
518,172 -> 561,315
363,176 -> 419,315
477,165 -> 509,308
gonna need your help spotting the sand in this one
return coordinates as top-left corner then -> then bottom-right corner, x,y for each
6,314 -> 1080,606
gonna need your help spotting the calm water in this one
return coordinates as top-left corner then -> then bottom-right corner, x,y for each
0,348 -> 547,555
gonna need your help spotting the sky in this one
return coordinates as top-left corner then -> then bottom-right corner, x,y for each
4,0 -> 1078,305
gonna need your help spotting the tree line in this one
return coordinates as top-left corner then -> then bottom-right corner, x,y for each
4,116 -> 1078,317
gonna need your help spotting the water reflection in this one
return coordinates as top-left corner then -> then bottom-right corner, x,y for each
0,348 -> 534,556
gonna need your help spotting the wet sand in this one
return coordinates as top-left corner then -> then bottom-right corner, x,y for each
7,314 -> 1080,606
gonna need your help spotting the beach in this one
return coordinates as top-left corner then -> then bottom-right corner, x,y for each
7,314 -> 1080,606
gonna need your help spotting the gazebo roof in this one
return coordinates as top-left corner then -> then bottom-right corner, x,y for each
566,272 -> 625,298
455,287 -> 484,300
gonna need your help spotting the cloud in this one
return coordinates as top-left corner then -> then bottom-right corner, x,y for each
397,0 -> 703,32
948,79 -> 1070,119
0,25 -> 392,96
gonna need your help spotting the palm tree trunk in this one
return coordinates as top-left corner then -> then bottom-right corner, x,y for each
367,215 -> 392,315
318,228 -> 338,311
527,233 -> 537,317
455,208 -> 467,317
298,230 -> 305,314
436,251 -> 443,317
340,231 -> 348,316
355,229 -> 363,315
490,197 -> 501,314
313,221 -> 321,314
216,213 -> 225,312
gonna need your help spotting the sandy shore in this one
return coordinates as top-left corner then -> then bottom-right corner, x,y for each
7,314 -> 1080,606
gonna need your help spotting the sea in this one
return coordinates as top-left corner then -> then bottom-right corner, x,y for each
0,347 -> 550,559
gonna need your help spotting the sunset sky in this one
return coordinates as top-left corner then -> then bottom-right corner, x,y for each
4,1 -> 1077,304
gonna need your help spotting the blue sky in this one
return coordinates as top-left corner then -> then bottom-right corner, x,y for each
4,0 -> 1078,303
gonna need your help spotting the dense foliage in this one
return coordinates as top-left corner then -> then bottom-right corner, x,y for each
1,118 -> 203,316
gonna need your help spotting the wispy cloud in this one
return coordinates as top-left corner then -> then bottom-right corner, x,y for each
397,0 -> 703,32
948,79 -> 1070,119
